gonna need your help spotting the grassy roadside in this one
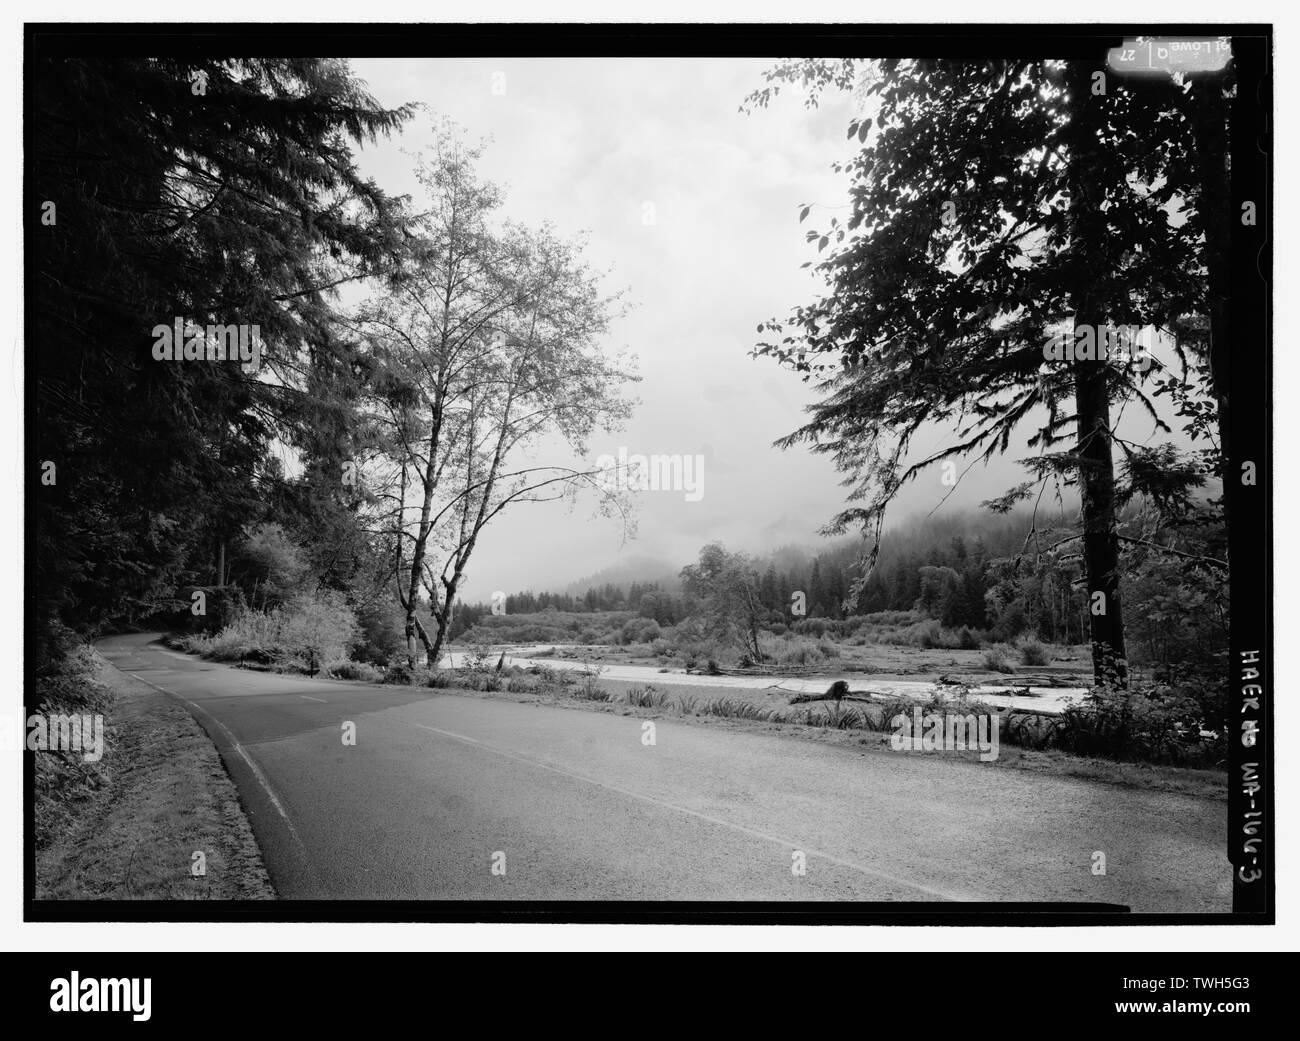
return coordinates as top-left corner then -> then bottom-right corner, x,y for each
468,675 -> 1228,801
34,652 -> 274,900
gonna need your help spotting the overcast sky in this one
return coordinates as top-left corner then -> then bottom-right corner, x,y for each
346,58 -> 1187,601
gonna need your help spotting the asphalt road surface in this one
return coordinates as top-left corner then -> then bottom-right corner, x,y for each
97,634 -> 1231,909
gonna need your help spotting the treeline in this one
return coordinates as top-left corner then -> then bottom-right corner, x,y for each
464,501 -> 1226,672
470,510 -> 1033,626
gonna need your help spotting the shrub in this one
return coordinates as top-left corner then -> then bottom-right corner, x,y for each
801,703 -> 868,730
794,618 -> 830,638
572,673 -> 609,701
982,645 -> 1017,673
191,591 -> 360,675
623,684 -> 668,708
817,639 -> 841,659
276,592 -> 361,675
921,622 -> 965,650
873,617 -> 965,649
32,642 -> 106,714
526,664 -> 562,687
325,660 -> 381,683
464,644 -> 494,671
197,609 -> 280,661
1019,640 -> 1050,666
863,609 -> 923,626
757,633 -> 843,668
32,643 -> 113,852
620,617 -> 662,645
384,662 -> 416,685
868,696 -> 920,733
1054,680 -> 1226,766
702,697 -> 764,720
170,633 -> 209,656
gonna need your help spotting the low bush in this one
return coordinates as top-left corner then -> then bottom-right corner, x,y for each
982,645 -> 1017,673
701,697 -> 767,721
872,617 -> 968,649
1019,640 -> 1050,666
623,684 -> 670,708
32,641 -> 113,852
571,673 -> 610,701
619,617 -> 662,645
1053,680 -> 1226,766
797,702 -> 868,730
756,633 -> 844,668
793,618 -> 830,639
182,591 -> 360,676
384,662 -> 416,685
325,660 -> 382,683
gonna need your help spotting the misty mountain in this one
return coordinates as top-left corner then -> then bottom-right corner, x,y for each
564,555 -> 683,595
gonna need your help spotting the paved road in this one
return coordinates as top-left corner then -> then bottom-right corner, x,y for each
98,634 -> 1230,908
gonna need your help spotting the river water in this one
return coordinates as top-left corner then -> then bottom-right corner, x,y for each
440,645 -> 1088,715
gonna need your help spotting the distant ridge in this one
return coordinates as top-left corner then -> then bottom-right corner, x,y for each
564,555 -> 682,595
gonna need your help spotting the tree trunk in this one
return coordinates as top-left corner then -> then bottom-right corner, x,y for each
1073,349 -> 1128,685
403,418 -> 442,669
1066,61 -> 1128,687
1192,73 -> 1232,514
427,577 -> 457,670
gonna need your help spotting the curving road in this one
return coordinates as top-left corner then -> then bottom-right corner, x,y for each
96,633 -> 1231,909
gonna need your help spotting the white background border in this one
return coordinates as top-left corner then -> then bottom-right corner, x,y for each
2,0 -> 1292,953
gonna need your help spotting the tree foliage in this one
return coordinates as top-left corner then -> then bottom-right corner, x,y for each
747,56 -> 1228,683
355,125 -> 638,667
34,57 -> 414,662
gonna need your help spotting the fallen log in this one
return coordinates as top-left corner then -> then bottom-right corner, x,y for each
788,690 -> 890,705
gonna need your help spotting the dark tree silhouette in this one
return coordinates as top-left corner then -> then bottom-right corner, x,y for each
747,55 -> 1227,685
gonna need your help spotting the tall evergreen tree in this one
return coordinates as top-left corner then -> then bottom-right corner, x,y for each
33,58 -> 414,661
746,56 -> 1223,684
